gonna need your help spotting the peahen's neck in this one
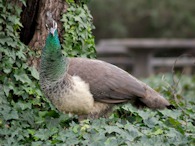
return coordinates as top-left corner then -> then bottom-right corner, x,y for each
40,30 -> 69,83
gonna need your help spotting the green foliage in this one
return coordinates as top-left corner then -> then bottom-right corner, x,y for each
61,2 -> 96,58
0,0 -> 195,146
89,0 -> 195,40
66,0 -> 90,4
0,0 -> 96,145
0,0 -> 58,145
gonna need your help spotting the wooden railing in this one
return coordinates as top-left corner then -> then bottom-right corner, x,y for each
96,39 -> 195,77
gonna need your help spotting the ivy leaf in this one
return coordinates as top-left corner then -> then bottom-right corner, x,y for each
28,129 -> 36,136
3,85 -> 11,96
34,129 -> 51,140
16,49 -> 26,60
31,141 -> 43,146
0,37 -> 12,45
29,67 -> 39,80
16,101 -> 32,110
72,125 -> 79,133
166,117 -> 185,134
14,69 -> 31,84
1,105 -> 19,121
149,128 -> 164,136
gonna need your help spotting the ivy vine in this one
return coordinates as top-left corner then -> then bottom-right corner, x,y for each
61,2 -> 96,58
0,1 -> 55,144
0,0 -> 96,145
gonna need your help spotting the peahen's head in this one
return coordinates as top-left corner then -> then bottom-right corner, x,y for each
46,19 -> 57,36
45,18 -> 61,50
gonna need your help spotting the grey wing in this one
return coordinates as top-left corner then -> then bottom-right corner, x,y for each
68,58 -> 146,104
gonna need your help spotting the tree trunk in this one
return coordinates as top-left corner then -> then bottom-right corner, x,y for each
19,0 -> 67,68
20,0 -> 67,49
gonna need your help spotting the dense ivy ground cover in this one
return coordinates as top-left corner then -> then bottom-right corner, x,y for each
1,73 -> 195,145
0,0 -> 195,146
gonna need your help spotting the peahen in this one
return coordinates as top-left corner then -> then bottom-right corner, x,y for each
40,18 -> 173,118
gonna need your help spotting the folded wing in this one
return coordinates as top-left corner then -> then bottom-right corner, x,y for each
68,58 -> 170,109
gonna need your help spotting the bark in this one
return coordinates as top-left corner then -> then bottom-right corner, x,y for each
18,0 -> 67,68
27,0 -> 67,50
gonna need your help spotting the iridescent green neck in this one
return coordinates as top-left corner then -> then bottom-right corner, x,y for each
40,30 -> 68,82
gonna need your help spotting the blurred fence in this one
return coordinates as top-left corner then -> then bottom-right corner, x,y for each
96,39 -> 195,77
